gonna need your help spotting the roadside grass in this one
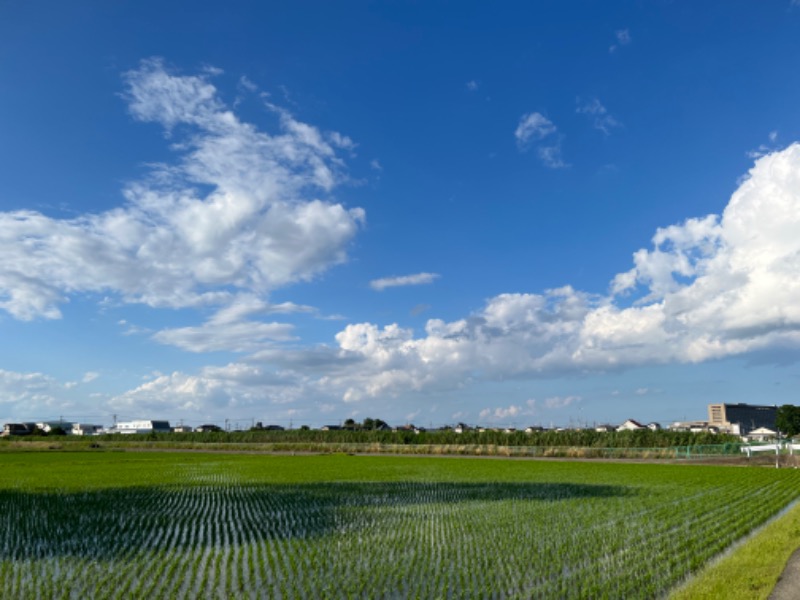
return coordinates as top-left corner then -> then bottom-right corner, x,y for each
670,499 -> 800,600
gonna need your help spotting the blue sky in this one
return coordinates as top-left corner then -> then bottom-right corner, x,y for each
2,1 -> 800,429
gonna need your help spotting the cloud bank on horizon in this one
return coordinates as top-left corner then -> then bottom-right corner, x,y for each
2,59 -> 800,422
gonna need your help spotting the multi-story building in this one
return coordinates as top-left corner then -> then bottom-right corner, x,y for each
708,403 -> 777,435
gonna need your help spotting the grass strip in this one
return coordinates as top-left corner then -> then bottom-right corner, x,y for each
670,500 -> 800,600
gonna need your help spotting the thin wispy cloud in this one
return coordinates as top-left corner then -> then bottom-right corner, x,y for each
515,112 -> 566,168
515,112 -> 557,148
576,98 -> 622,135
609,28 -> 631,53
370,272 -> 440,291
747,130 -> 780,159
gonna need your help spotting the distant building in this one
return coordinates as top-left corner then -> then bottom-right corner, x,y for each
113,420 -> 171,434
745,427 -> 778,442
36,421 -> 72,434
195,424 -> 222,433
669,420 -> 718,433
594,424 -> 615,433
617,419 -> 646,432
2,423 -> 31,437
708,403 -> 777,436
71,423 -> 103,436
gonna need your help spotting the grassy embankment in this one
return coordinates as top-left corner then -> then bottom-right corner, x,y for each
670,499 -> 800,600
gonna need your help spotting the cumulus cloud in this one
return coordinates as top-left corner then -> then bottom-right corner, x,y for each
0,369 -> 78,421
109,362 -> 307,414
295,143 -> 800,401
86,142 -> 800,416
370,272 -> 440,291
0,58 -> 364,321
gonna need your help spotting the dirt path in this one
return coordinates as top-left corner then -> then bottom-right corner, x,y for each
769,548 -> 800,600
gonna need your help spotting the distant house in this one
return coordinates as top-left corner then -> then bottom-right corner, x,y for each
745,427 -> 778,442
617,419 -> 646,432
594,424 -> 615,433
320,425 -> 341,431
525,426 -> 545,434
394,424 -> 423,434
263,425 -> 285,431
647,422 -> 662,431
113,420 -> 171,434
454,423 -> 471,434
172,425 -> 193,433
195,424 -> 222,433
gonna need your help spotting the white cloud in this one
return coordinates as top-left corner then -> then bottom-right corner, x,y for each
370,272 -> 440,291
515,113 -> 566,168
289,143 -> 800,401
0,369 -> 73,419
747,131 -> 781,159
479,404 -> 523,420
154,320 -> 296,353
515,112 -> 557,148
609,29 -> 631,53
101,139 -> 800,412
537,141 -> 568,169
109,362 -> 306,414
576,98 -> 621,135
0,58 -> 365,321
82,372 -> 100,383
543,395 -> 581,409
466,80 -> 479,91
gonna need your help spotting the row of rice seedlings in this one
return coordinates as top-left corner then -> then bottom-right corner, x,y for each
2,468 -> 800,598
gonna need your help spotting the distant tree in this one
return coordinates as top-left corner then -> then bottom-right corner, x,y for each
776,405 -> 800,437
343,418 -> 358,430
299,425 -> 310,431
48,426 -> 67,436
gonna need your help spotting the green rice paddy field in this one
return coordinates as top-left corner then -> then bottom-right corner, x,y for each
1,452 -> 798,599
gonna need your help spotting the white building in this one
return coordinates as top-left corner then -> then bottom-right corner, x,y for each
71,423 -> 103,436
617,419 -> 646,432
113,420 -> 171,434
